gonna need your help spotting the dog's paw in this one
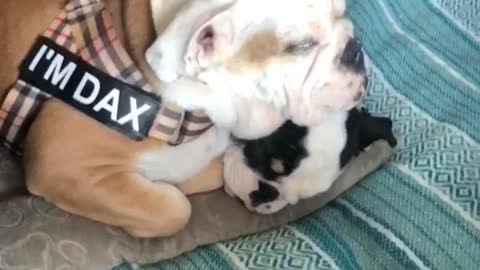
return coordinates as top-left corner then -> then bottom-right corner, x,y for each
162,77 -> 211,111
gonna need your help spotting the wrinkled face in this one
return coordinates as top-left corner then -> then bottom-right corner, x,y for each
225,177 -> 288,215
223,145 -> 288,214
147,0 -> 367,126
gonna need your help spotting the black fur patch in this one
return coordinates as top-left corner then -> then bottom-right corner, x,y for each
249,181 -> 280,207
341,38 -> 366,74
241,120 -> 309,181
340,108 -> 397,168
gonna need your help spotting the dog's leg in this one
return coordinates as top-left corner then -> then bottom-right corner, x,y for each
162,77 -> 217,110
176,157 -> 224,195
27,172 -> 192,238
358,109 -> 398,149
162,77 -> 237,128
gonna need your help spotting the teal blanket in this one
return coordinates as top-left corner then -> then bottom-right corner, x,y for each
116,0 -> 480,269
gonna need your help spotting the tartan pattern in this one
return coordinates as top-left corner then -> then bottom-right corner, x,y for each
0,0 -> 212,154
0,82 -> 51,155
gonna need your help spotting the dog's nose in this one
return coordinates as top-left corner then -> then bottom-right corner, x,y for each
341,37 -> 365,73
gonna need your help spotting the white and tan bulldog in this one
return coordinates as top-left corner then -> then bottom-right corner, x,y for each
146,0 -> 364,140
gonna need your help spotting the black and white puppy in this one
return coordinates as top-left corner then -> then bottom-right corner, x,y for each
223,107 -> 397,214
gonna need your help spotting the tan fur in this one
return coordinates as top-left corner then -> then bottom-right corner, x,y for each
0,0 -> 223,238
227,30 -> 282,71
0,0 -> 66,99
271,159 -> 285,174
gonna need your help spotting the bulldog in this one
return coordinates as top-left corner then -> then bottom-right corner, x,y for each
146,0 -> 363,140
224,107 -> 398,214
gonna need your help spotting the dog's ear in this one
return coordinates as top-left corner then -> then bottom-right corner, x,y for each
359,112 -> 398,149
146,0 -> 232,82
184,4 -> 235,75
332,0 -> 346,18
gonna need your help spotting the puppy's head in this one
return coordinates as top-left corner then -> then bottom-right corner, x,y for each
223,144 -> 288,214
248,180 -> 287,214
147,0 -> 367,127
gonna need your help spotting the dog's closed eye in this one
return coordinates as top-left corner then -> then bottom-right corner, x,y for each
284,37 -> 319,54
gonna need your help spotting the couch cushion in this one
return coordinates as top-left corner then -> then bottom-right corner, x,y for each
0,141 -> 393,270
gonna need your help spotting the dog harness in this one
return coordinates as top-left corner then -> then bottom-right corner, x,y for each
0,0 -> 213,155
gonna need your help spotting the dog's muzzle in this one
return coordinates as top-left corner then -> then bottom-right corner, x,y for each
341,37 -> 366,74
341,37 -> 368,102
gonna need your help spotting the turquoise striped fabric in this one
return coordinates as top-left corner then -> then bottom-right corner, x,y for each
114,0 -> 480,269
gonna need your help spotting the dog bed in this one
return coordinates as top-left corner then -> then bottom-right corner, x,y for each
0,0 -> 395,269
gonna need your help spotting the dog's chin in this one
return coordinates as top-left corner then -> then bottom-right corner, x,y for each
252,199 -> 289,215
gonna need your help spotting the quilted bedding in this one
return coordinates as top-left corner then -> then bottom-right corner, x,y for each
114,0 -> 480,269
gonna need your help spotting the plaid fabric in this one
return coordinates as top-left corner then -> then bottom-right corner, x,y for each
0,0 -> 212,155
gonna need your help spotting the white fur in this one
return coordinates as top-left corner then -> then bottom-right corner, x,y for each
138,125 -> 230,184
147,0 -> 363,140
222,146 -> 259,206
280,112 -> 348,204
223,110 -> 349,214
160,75 -> 287,139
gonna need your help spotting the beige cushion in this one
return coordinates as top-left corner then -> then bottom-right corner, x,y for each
0,141 -> 394,269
